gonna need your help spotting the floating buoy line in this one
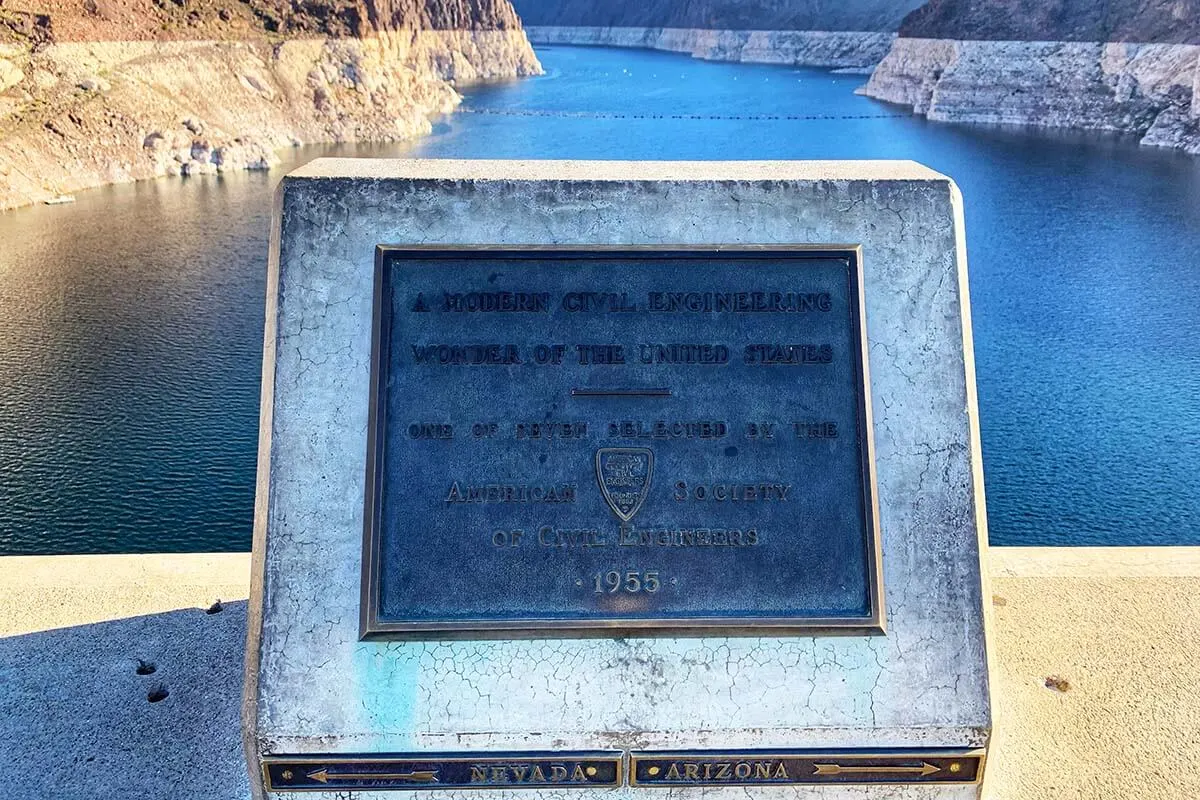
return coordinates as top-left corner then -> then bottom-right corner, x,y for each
456,108 -> 907,122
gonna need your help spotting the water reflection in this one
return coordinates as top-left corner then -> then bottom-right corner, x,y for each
1,45 -> 1198,552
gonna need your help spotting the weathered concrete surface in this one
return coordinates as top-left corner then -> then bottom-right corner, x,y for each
986,547 -> 1200,800
0,554 -> 251,800
249,160 -> 990,799
0,548 -> 1197,798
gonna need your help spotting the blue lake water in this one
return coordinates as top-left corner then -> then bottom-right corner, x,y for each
1,44 -> 1198,553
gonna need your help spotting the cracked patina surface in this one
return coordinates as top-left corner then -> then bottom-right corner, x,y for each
245,160 -> 991,799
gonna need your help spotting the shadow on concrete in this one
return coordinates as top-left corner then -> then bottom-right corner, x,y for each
0,601 -> 250,800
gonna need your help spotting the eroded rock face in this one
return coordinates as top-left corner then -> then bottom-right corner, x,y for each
855,0 -> 1200,153
860,38 -> 1200,153
244,0 -> 526,36
899,0 -> 1200,44
0,59 -> 24,92
0,32 -> 540,210
0,0 -> 541,210
852,37 -> 957,112
515,0 -> 925,70
514,0 -> 926,33
524,26 -> 896,69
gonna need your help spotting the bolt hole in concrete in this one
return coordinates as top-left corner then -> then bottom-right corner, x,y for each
1044,676 -> 1072,693
135,659 -> 157,675
205,599 -> 224,615
147,685 -> 170,703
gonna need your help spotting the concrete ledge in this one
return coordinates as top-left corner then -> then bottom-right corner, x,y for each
990,546 -> 1200,577
0,554 -> 250,800
285,157 -> 948,182
985,547 -> 1200,799
1,548 -> 1197,799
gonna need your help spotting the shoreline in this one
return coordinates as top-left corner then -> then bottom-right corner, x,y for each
858,38 -> 1200,154
9,31 -> 1200,213
525,25 -> 895,69
0,30 -> 542,211
524,27 -> 1200,154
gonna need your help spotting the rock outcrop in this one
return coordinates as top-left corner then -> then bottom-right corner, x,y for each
515,0 -> 925,32
899,0 -> 1200,44
515,0 -> 924,70
524,26 -> 895,69
0,0 -> 540,210
861,3 -> 1200,153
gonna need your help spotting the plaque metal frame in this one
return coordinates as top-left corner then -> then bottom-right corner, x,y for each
259,748 -> 983,792
628,748 -> 986,787
360,245 -> 883,640
262,751 -> 624,792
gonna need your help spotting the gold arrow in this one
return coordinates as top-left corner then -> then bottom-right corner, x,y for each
307,768 -> 439,784
814,762 -> 940,777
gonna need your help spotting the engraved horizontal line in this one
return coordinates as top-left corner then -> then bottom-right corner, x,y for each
570,388 -> 673,398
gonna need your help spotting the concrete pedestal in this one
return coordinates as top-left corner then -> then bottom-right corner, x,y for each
245,160 -> 992,798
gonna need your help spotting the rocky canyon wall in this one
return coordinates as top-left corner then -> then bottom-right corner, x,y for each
0,0 -> 540,210
860,1 -> 1200,153
524,27 -> 895,69
514,0 -> 925,32
515,0 -> 924,70
898,0 -> 1200,44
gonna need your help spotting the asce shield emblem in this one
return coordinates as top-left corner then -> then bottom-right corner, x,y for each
595,447 -> 654,522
